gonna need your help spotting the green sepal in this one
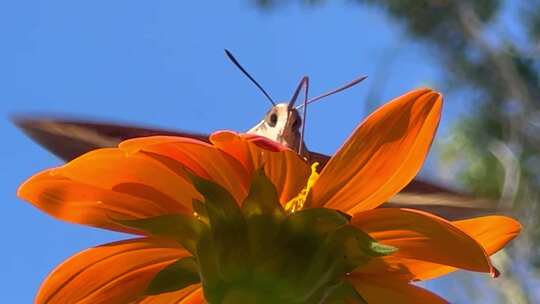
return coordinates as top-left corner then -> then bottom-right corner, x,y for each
283,208 -> 350,238
188,172 -> 245,228
241,168 -> 285,220
189,174 -> 249,284
192,199 -> 209,225
196,232 -> 223,304
253,208 -> 350,302
145,257 -> 200,295
370,240 -> 398,255
242,169 -> 285,262
328,225 -> 397,272
318,280 -> 367,304
138,168 -> 397,304
115,214 -> 205,254
280,211 -> 348,301
274,208 -> 350,275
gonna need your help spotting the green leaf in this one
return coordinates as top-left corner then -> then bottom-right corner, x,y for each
116,214 -> 205,254
145,257 -> 200,295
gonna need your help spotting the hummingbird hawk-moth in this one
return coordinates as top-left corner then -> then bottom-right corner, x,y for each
13,50 -> 492,220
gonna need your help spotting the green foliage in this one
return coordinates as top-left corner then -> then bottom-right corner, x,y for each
440,115 -> 506,199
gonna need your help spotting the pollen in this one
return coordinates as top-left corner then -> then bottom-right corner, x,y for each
284,162 -> 319,213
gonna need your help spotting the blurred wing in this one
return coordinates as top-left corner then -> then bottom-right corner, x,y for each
307,150 -> 331,168
12,115 -> 210,161
307,150 -> 495,220
13,116 -> 495,220
386,180 -> 495,220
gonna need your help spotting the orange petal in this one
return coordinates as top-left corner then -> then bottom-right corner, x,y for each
362,215 -> 521,281
351,208 -> 496,278
310,89 -> 442,213
18,148 -> 199,232
57,148 -> 201,208
137,285 -> 205,303
120,136 -> 249,203
18,170 -> 186,233
453,215 -> 521,255
349,274 -> 448,304
353,256 -> 449,282
36,238 -> 191,304
352,214 -> 521,281
210,131 -> 311,204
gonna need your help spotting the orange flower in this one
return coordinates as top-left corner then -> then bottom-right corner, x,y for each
18,88 -> 521,304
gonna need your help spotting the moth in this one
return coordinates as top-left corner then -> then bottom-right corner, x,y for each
14,50 -> 492,220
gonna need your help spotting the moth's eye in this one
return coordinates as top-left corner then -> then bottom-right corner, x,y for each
268,113 -> 278,127
292,118 -> 301,129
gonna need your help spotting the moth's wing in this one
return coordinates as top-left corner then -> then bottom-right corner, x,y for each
13,116 -> 210,162
306,150 -> 331,168
15,119 -> 497,220
307,150 -> 495,220
385,180 -> 496,220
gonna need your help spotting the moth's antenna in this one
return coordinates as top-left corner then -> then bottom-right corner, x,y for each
288,76 -> 309,110
296,75 -> 367,109
299,78 -> 309,155
224,49 -> 276,106
287,76 -> 309,154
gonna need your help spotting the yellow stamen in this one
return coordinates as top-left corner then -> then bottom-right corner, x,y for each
284,162 -> 319,213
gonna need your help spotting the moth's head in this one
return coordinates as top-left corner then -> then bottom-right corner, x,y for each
265,103 -> 302,133
225,49 -> 366,154
248,103 -> 302,150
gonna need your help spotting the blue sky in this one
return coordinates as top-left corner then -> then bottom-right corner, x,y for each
1,1 -> 488,302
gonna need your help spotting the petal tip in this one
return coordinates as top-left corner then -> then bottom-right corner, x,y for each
491,266 -> 501,278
